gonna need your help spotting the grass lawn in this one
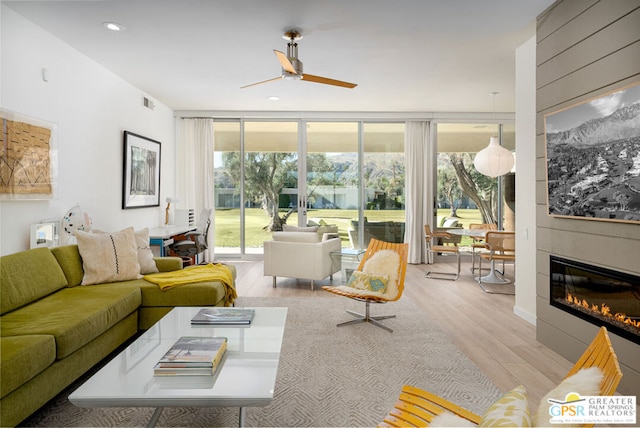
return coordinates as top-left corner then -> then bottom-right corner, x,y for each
214,207 -> 483,248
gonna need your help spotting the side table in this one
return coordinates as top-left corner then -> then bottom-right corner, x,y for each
330,248 -> 366,283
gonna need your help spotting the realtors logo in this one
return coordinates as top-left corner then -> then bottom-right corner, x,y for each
548,393 -> 636,424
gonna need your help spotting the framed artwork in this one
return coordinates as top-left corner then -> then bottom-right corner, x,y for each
544,81 -> 640,223
122,131 -> 161,209
29,221 -> 60,249
0,109 -> 58,200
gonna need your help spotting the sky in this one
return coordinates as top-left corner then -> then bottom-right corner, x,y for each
544,83 -> 640,134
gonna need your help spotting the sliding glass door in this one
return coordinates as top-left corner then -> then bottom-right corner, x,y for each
435,122 -> 515,246
213,120 -> 405,256
305,122 -> 359,248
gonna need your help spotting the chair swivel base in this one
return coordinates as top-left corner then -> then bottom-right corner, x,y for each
337,300 -> 394,333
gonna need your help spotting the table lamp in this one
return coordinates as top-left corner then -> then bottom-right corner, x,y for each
165,197 -> 179,225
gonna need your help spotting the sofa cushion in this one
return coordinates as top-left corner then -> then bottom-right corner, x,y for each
138,279 -> 227,307
76,227 -> 142,285
50,245 -> 85,287
272,231 -> 320,243
283,225 -> 318,233
0,248 -> 68,315
138,264 -> 236,307
0,335 -> 56,399
0,284 -> 141,359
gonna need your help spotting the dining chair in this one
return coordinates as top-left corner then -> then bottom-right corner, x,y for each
468,223 -> 497,274
424,225 -> 461,280
477,230 -> 515,294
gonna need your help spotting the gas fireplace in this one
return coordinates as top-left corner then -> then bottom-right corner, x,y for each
550,256 -> 640,345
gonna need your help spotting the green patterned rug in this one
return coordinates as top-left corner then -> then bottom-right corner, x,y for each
22,295 -> 501,427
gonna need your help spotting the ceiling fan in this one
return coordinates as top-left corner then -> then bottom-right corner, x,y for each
241,30 -> 357,89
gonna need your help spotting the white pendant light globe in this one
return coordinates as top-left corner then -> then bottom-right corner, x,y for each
473,136 -> 514,178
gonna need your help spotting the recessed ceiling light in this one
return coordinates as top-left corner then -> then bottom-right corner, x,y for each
103,22 -> 125,32
268,96 -> 280,101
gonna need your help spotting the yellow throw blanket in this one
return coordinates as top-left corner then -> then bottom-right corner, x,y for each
143,263 -> 237,306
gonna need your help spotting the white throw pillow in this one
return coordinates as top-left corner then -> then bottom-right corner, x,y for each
134,228 -> 159,274
533,367 -> 603,428
76,227 -> 142,285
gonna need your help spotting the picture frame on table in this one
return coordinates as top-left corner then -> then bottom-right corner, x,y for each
122,131 -> 161,209
544,81 -> 640,224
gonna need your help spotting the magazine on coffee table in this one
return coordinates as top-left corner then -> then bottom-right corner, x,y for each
154,336 -> 227,376
191,308 -> 255,325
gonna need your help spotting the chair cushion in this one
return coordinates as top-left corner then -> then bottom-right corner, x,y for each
430,412 -> 477,427
346,271 -> 389,293
0,335 -> 56,399
480,384 -> 531,427
533,367 -> 603,428
331,249 -> 400,299
76,227 -> 142,285
363,249 -> 400,298
0,284 -> 141,359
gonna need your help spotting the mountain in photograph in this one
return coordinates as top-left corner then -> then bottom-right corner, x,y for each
547,102 -> 640,148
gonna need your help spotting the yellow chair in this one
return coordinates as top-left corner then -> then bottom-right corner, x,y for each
424,225 -> 460,280
379,326 -> 622,427
322,238 -> 408,333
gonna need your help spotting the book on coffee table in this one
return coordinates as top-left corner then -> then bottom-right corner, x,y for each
191,308 -> 256,325
154,336 -> 227,376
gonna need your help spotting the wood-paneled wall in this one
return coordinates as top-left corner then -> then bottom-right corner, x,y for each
535,0 -> 640,396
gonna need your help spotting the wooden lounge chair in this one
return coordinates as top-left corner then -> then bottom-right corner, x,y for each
379,326 -> 622,427
322,238 -> 408,333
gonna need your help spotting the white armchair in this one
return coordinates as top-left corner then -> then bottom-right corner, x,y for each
264,231 -> 342,291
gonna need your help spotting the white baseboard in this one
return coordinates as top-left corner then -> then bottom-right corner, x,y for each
513,305 -> 536,326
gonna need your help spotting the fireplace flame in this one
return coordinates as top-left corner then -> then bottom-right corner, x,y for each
566,293 -> 639,329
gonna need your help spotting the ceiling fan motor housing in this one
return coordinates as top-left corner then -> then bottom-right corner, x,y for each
283,57 -> 303,79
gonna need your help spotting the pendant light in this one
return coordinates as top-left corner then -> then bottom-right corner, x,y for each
473,92 -> 514,178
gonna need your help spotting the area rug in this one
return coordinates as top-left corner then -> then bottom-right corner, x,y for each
21,296 -> 502,427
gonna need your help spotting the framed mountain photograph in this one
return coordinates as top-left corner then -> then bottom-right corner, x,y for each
544,81 -> 640,223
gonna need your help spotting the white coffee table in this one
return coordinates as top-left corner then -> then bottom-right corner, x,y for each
68,306 -> 287,427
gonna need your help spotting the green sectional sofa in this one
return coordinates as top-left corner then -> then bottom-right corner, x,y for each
0,245 -> 236,427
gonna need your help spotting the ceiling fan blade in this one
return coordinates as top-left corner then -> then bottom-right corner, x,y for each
240,76 -> 282,89
301,73 -> 357,88
273,50 -> 297,74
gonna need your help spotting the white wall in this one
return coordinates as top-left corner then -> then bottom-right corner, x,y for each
513,36 -> 537,324
0,6 -> 176,256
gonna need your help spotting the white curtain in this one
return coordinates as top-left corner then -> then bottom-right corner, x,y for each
176,118 -> 215,261
404,121 -> 433,264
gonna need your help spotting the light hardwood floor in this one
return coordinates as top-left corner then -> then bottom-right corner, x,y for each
224,256 -> 576,408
